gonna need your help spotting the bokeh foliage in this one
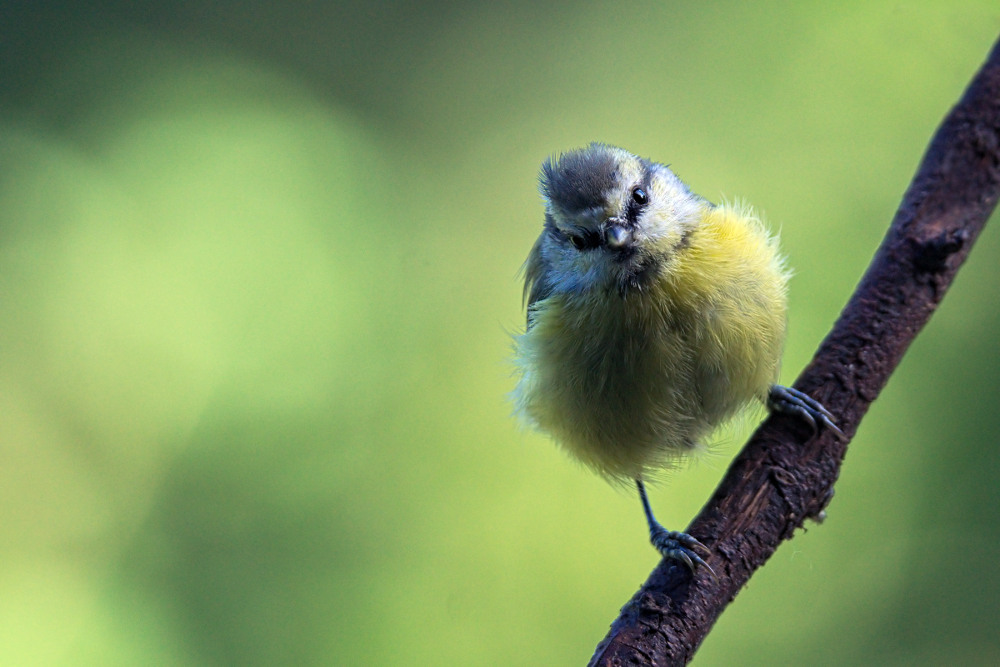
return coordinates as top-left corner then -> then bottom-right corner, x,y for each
1,2 -> 999,665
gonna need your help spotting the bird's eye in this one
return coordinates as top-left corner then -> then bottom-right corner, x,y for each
568,229 -> 601,251
631,187 -> 648,205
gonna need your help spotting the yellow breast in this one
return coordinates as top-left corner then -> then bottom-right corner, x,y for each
514,203 -> 788,482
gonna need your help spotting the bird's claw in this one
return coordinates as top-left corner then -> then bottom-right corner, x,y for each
768,385 -> 845,441
650,527 -> 717,580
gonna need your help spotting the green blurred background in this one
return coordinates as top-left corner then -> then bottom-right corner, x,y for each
2,2 -> 999,665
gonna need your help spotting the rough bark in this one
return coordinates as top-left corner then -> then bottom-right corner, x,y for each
590,34 -> 1000,667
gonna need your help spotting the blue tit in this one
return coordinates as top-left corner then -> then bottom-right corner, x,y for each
513,143 -> 840,573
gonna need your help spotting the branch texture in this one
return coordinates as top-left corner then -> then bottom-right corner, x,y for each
590,35 -> 1000,666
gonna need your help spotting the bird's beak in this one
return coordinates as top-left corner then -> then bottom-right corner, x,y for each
604,219 -> 632,249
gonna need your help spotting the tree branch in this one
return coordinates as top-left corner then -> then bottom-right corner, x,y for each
590,34 -> 1000,667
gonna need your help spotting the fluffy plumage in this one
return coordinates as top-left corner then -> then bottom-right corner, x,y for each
513,143 -> 789,483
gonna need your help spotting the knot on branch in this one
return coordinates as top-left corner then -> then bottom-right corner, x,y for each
912,228 -> 969,273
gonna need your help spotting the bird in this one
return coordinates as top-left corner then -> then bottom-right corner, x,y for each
512,143 -> 840,574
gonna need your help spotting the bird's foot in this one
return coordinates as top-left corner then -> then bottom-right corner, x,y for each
768,385 -> 845,440
650,526 -> 717,580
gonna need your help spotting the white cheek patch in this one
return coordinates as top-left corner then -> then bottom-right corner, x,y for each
637,171 -> 702,245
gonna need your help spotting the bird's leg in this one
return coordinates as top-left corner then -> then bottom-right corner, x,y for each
637,479 -> 716,579
767,385 -> 845,440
